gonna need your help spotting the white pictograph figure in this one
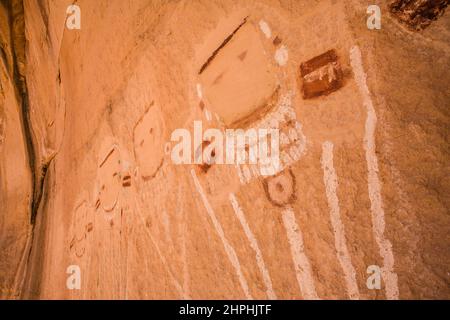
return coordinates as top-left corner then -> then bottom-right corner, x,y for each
189,13 -> 399,300
190,17 -> 315,299
90,138 -> 135,298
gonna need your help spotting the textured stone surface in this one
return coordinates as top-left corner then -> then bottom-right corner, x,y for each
300,49 -> 344,99
390,0 -> 449,30
0,0 -> 449,300
0,0 -> 32,299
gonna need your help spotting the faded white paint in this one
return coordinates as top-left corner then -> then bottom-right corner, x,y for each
242,165 -> 252,183
321,141 -> 360,300
196,83 -> 203,99
235,164 -> 246,185
259,20 -> 272,39
233,94 -> 308,184
275,45 -> 289,66
350,45 -> 399,299
229,193 -> 277,299
190,169 -> 253,299
280,132 -> 290,146
204,109 -> 212,122
174,182 -> 191,297
134,195 -> 189,299
161,209 -> 174,247
250,165 -> 260,179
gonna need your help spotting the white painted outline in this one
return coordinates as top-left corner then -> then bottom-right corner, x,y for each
133,194 -> 190,299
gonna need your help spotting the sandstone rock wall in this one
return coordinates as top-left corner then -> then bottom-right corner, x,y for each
0,0 -> 449,299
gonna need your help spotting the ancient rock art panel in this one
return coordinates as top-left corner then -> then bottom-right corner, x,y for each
229,193 -> 277,299
1,0 -> 446,300
133,102 -> 165,180
258,20 -> 272,39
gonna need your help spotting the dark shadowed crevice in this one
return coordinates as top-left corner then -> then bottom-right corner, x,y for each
3,0 -> 36,223
4,0 -> 51,226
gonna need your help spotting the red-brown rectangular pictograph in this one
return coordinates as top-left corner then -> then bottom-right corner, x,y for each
299,49 -> 343,99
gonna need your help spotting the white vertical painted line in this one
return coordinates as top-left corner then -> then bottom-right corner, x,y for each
190,169 -> 253,299
280,132 -> 290,146
321,141 -> 360,300
235,165 -> 245,185
282,207 -> 319,299
177,183 -> 191,298
350,45 -> 399,299
289,146 -> 300,161
229,193 -> 277,300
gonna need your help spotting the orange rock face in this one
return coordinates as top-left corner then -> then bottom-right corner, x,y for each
0,0 -> 449,300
